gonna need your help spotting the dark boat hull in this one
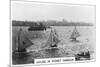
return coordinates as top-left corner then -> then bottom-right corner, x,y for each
70,38 -> 80,42
50,44 -> 57,47
75,52 -> 90,60
28,27 -> 47,31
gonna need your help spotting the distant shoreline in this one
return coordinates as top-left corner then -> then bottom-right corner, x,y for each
12,20 -> 94,26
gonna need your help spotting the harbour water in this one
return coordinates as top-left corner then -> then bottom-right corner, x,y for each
12,26 -> 95,65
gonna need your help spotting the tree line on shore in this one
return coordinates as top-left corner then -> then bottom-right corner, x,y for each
12,20 -> 93,27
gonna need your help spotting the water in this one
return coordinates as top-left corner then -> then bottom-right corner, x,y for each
12,26 -> 95,65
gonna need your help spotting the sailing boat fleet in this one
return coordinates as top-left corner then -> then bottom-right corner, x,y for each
13,26 -> 80,54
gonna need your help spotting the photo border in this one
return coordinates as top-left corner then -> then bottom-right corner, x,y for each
10,0 -> 96,67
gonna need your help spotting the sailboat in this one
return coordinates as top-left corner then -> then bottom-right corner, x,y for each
13,28 -> 33,54
70,26 -> 80,42
43,28 -> 60,49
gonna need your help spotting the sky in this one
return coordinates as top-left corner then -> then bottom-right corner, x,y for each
11,1 -> 95,23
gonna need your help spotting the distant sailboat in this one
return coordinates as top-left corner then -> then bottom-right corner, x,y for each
70,26 -> 80,42
44,28 -> 60,49
14,28 -> 33,54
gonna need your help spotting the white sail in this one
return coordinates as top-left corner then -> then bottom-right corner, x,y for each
16,28 -> 33,51
52,29 -> 60,46
44,29 -> 60,48
70,26 -> 80,39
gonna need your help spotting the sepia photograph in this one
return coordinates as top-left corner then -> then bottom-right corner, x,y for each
11,0 -> 96,66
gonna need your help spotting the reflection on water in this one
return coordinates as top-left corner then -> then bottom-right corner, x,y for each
12,48 -> 69,65
44,48 -> 60,58
39,48 -> 62,58
12,53 -> 33,65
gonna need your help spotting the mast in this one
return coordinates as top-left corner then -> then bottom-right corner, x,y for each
15,33 -> 19,51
